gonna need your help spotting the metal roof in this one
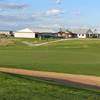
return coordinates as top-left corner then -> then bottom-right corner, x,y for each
93,29 -> 100,34
17,27 -> 56,33
67,28 -> 93,34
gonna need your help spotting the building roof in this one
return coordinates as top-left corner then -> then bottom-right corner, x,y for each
67,28 -> 93,34
17,27 -> 56,33
93,29 -> 100,34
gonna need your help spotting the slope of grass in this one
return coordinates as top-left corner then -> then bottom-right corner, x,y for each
0,39 -> 100,99
0,72 -> 100,100
0,39 -> 100,76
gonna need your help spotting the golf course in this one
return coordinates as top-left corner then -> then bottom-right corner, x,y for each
0,38 -> 100,100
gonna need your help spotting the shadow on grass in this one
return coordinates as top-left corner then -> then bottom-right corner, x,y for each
1,72 -> 100,96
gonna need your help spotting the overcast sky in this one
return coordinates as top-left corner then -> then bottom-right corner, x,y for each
0,0 -> 100,30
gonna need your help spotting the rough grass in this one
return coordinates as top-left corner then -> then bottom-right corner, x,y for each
14,38 -> 58,44
0,39 -> 15,46
0,72 -> 100,100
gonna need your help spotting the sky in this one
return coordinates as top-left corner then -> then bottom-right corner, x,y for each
0,0 -> 100,30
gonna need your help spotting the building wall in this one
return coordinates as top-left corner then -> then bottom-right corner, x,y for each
77,34 -> 86,38
14,32 -> 36,38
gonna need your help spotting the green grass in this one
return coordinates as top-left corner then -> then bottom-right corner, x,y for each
0,38 -> 100,99
0,72 -> 100,100
0,39 -> 100,76
13,37 -> 58,44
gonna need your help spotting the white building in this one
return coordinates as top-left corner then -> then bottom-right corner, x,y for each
68,28 -> 93,38
14,27 -> 55,38
14,28 -> 35,38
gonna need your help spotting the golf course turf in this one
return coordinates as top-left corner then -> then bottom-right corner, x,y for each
0,39 -> 100,76
0,38 -> 100,99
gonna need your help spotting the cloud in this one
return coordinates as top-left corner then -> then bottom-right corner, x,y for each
55,0 -> 62,4
31,8 -> 64,19
46,9 -> 64,16
72,10 -> 81,16
0,13 -> 40,30
0,3 -> 28,10
0,14 -> 37,23
52,0 -> 62,4
32,12 -> 44,18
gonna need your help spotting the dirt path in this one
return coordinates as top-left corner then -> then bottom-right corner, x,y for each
0,67 -> 100,91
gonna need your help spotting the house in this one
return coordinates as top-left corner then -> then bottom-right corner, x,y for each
93,29 -> 100,38
58,31 -> 77,38
14,27 -> 57,38
67,28 -> 94,38
57,28 -> 77,38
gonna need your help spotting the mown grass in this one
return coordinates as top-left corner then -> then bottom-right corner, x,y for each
0,39 -> 100,76
0,72 -> 100,100
0,38 -> 100,99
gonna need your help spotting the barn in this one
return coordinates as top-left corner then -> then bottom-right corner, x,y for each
14,28 -> 56,38
14,28 -> 35,38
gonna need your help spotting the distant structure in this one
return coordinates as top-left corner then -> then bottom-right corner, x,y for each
57,28 -> 77,38
13,27 -> 100,39
67,28 -> 94,38
14,27 -> 57,38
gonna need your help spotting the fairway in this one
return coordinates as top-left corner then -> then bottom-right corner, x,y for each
0,39 -> 100,99
0,39 -> 100,76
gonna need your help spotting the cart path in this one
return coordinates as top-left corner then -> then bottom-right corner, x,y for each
22,39 -> 77,46
22,38 -> 100,47
0,67 -> 100,90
